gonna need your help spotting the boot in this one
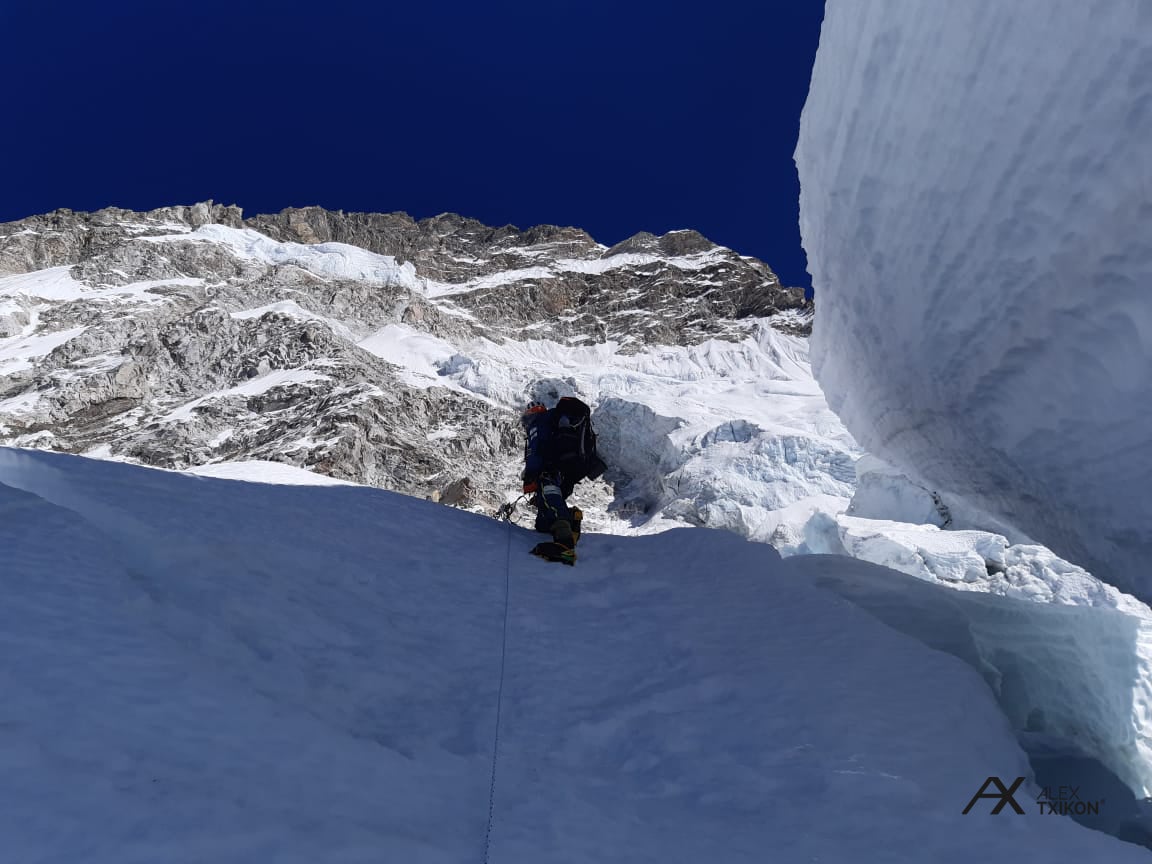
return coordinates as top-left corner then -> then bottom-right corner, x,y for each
530,539 -> 577,566
570,508 -> 583,544
551,519 -> 574,545
530,518 -> 578,566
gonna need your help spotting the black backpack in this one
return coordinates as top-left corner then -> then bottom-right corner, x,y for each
547,396 -> 606,483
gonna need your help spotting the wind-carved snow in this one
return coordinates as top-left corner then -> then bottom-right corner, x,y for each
796,0 -> 1152,600
795,2 -> 1152,808
0,447 -> 1145,862
794,1 -> 1152,805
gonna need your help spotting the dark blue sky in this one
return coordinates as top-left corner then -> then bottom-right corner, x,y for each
2,1 -> 825,288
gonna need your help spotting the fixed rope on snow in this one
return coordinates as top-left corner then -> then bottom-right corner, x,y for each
483,516 -> 514,863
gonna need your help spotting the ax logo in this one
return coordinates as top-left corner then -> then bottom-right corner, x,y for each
962,776 -> 1026,815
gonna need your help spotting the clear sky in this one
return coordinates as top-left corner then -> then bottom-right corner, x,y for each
1,1 -> 825,288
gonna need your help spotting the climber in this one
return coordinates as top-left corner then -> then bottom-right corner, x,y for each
519,396 -> 606,565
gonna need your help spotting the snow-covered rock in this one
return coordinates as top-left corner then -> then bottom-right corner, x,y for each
796,0 -> 1152,599
0,204 -> 836,537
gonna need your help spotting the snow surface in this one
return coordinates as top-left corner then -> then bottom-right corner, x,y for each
0,324 -> 86,374
183,460 -> 359,485
0,267 -> 93,302
160,369 -> 330,422
7,224 -> 1151,806
348,302 -> 1152,811
229,299 -> 361,343
785,552 -> 1152,807
803,512 -> 1152,797
0,266 -> 201,304
846,454 -> 1038,546
357,323 -> 461,388
355,320 -> 859,541
143,225 -> 421,289
797,460 -> 1152,796
0,446 -> 1145,862
796,0 -> 1152,599
423,247 -> 731,298
0,268 -> 198,379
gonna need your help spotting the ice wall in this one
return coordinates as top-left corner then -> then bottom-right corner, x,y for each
796,1 -> 1152,598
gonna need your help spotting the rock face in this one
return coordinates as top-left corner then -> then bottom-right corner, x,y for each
0,202 -> 811,514
245,207 -> 810,346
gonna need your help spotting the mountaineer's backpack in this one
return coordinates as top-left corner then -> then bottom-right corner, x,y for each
547,396 -> 606,483
523,397 -> 606,485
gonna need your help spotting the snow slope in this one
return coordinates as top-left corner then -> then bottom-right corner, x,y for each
1,447 -> 1145,861
796,1 -> 1152,598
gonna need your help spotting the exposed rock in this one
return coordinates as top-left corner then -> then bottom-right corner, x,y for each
440,477 -> 473,507
0,202 -> 811,512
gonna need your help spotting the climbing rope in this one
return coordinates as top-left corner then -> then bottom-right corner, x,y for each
483,516 -> 514,863
494,493 -> 527,524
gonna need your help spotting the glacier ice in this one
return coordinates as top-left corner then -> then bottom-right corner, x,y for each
787,548 -> 1152,799
798,461 -> 1152,796
796,0 -> 1152,598
847,454 -> 1040,545
391,322 -> 863,540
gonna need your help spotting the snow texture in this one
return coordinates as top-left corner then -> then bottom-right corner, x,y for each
160,369 -> 331,422
796,0 -> 1152,599
0,213 -> 833,547
422,246 -> 730,298
376,322 -> 861,541
846,454 -> 1037,546
787,550 -> 1152,803
786,552 -> 1152,807
182,460 -> 361,486
0,447 -> 1145,862
800,459 -> 1152,795
144,225 -> 421,289
0,266 -> 200,304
